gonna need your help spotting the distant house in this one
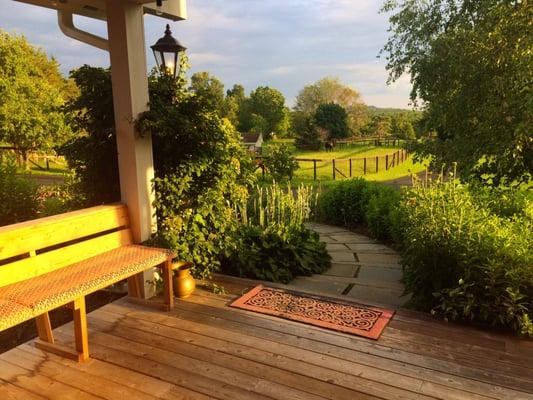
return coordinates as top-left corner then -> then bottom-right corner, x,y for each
241,132 -> 263,153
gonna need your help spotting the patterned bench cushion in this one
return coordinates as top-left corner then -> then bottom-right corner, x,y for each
0,299 -> 33,331
0,245 -> 174,330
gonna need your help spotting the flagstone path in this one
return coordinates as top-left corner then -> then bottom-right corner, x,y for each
287,223 -> 409,308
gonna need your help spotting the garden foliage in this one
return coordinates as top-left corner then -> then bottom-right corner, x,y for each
316,178 -> 400,243
0,155 -> 39,225
0,30 -> 75,168
316,176 -> 532,335
262,144 -> 299,182
137,65 -> 255,280
222,184 -> 330,283
382,0 -> 532,184
399,176 -> 532,335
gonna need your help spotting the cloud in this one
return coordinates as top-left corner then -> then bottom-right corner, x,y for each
0,0 -> 411,108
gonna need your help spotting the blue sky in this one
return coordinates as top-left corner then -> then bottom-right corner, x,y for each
0,0 -> 412,108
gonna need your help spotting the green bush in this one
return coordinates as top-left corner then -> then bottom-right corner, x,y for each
316,175 -> 531,335
137,67 -> 255,280
0,156 -> 39,225
262,144 -> 299,182
316,178 -> 400,242
221,183 -> 330,283
221,225 -> 329,283
399,178 -> 532,335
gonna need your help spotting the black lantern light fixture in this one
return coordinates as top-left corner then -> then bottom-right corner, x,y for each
151,24 -> 186,79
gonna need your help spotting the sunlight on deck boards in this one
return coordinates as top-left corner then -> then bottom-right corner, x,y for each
0,286 -> 532,400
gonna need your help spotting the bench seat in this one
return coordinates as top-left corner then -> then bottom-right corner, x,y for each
0,245 -> 173,331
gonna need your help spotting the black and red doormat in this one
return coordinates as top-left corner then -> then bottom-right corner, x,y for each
230,285 -> 394,340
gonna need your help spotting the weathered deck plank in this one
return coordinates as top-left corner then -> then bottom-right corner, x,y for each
0,287 -> 532,400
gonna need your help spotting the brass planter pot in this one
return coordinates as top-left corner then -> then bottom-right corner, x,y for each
172,262 -> 195,299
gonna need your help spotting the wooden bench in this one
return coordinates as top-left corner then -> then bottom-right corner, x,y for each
0,204 -> 175,362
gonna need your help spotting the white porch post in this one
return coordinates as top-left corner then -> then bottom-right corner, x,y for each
106,1 -> 157,298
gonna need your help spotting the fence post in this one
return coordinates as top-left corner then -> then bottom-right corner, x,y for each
376,156 -> 379,173
313,159 -> 317,181
349,158 -> 352,177
363,157 -> 367,175
386,154 -> 389,170
332,159 -> 336,180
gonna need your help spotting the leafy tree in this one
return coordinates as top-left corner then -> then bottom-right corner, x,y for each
59,65 -> 120,205
0,31 -> 72,167
391,113 -> 415,139
382,0 -> 532,184
239,86 -> 289,138
190,71 -> 225,114
361,115 -> 392,138
262,144 -> 299,182
223,84 -> 245,126
0,155 -> 38,225
294,116 -> 328,151
137,68 -> 256,278
294,77 -> 368,134
313,103 -> 350,139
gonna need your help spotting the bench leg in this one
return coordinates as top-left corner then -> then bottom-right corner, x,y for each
73,297 -> 90,362
34,297 -> 89,363
163,258 -> 174,311
35,312 -> 54,344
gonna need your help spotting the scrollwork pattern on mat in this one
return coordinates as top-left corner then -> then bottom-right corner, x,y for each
244,289 -> 382,331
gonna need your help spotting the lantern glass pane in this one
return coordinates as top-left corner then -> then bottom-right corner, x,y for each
163,51 -> 176,76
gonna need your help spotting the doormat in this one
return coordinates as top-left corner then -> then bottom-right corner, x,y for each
230,285 -> 394,340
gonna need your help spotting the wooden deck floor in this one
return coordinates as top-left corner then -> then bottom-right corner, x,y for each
0,285 -> 532,400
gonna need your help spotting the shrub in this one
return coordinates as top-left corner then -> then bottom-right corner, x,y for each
221,183 -> 330,283
58,66 -> 120,205
399,177 -> 532,335
316,178 -> 400,242
262,144 -> 299,182
137,69 -> 255,280
0,155 -> 39,225
222,225 -> 329,283
313,103 -> 350,139
36,175 -> 85,217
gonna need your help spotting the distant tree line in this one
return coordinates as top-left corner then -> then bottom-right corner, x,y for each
188,73 -> 421,150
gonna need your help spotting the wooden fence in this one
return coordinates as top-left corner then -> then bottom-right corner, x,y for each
294,148 -> 409,181
335,137 -> 410,147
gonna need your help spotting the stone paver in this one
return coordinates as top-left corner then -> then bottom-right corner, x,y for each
288,223 -> 408,308
357,265 -> 403,283
357,252 -> 401,265
325,243 -> 349,251
345,243 -> 398,254
329,234 -> 377,244
346,284 -> 406,308
323,263 -> 359,278
288,276 -> 348,296
329,251 -> 357,263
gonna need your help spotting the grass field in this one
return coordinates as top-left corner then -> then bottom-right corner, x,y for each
263,139 -> 426,185
17,158 -> 69,176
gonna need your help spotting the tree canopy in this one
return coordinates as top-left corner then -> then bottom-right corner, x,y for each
294,77 -> 368,134
190,71 -> 225,113
0,31 -> 73,165
313,103 -> 350,139
239,86 -> 289,138
382,0 -> 532,184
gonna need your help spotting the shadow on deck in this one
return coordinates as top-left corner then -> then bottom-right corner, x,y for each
0,285 -> 532,400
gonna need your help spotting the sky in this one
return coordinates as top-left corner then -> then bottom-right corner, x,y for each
0,0 -> 413,109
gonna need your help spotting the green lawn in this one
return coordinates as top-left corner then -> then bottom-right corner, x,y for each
262,139 -> 426,185
17,158 -> 69,176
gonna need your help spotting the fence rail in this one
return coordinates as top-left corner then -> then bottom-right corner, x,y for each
293,148 -> 409,181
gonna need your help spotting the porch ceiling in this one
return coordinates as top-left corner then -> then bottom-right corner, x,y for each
12,0 -> 187,21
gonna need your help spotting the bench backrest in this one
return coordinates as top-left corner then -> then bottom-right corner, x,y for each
0,204 -> 133,288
